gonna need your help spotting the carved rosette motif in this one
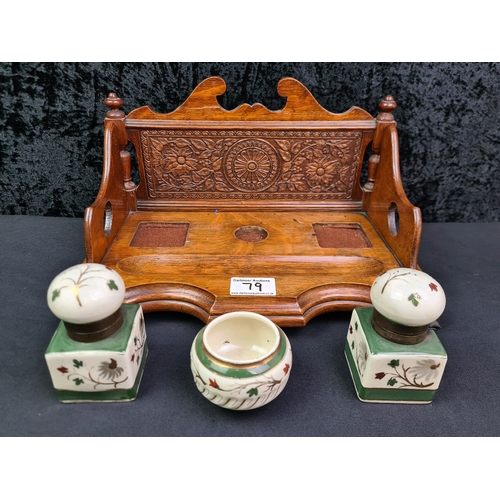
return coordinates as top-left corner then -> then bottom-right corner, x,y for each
140,130 -> 362,199
225,139 -> 280,192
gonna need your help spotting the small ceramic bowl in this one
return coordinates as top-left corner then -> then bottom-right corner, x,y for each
190,311 -> 292,411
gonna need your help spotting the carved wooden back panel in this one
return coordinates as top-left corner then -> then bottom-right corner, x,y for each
124,77 -> 377,210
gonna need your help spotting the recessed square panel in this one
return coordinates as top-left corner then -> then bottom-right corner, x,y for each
130,222 -> 189,248
313,223 -> 372,248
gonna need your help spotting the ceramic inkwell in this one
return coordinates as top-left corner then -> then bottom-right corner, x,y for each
345,268 -> 448,404
45,263 -> 148,403
190,311 -> 292,410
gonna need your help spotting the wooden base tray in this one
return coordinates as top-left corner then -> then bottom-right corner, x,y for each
100,210 -> 401,326
84,77 -> 421,327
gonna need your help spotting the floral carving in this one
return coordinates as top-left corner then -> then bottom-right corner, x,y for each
141,130 -> 361,199
274,138 -> 357,194
305,157 -> 337,187
234,148 -> 269,183
225,139 -> 279,191
162,145 -> 197,176
147,136 -> 235,195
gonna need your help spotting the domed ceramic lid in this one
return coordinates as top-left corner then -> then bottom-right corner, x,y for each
47,263 -> 125,324
370,268 -> 446,327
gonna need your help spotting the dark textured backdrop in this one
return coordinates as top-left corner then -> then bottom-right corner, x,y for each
1,62 -> 499,221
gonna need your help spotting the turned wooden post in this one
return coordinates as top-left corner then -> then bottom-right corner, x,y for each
104,92 -> 125,118
364,95 -> 397,192
104,93 -> 136,210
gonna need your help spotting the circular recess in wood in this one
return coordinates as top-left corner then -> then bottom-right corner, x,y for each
234,226 -> 269,242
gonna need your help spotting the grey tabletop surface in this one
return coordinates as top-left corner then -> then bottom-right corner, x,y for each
1,216 -> 499,437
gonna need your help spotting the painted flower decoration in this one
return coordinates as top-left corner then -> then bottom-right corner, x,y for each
305,157 -> 337,186
163,146 -> 197,175
407,359 -> 441,383
97,358 -> 124,380
373,358 -> 438,388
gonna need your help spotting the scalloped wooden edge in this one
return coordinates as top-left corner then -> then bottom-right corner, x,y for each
126,76 -> 374,122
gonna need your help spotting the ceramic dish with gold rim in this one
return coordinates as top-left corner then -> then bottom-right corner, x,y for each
190,311 -> 292,411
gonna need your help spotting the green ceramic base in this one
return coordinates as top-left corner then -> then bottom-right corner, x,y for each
344,307 -> 447,404
55,343 -> 148,403
345,342 -> 435,404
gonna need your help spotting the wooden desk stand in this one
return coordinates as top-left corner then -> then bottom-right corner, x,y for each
84,77 -> 421,327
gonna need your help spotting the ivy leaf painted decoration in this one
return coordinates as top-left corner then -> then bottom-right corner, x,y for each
209,378 -> 219,389
74,378 -> 84,386
376,359 -> 436,389
51,265 -> 119,307
73,359 -> 83,368
429,283 -> 438,292
107,280 -> 119,291
247,388 -> 259,397
408,293 -> 421,307
57,366 -> 69,374
283,363 -> 290,375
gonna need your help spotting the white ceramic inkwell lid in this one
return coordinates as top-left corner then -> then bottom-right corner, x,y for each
47,263 -> 126,342
370,268 -> 446,345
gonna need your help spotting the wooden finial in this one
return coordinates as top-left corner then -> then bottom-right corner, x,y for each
377,95 -> 397,122
104,92 -> 125,118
